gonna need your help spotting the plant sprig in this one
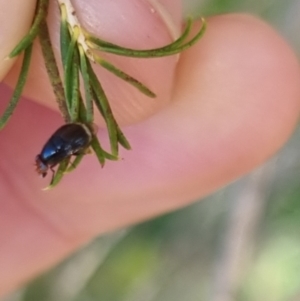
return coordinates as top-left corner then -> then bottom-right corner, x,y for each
86,17 -> 207,58
0,0 -> 207,188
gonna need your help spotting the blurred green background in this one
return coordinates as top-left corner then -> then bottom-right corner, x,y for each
4,1 -> 300,301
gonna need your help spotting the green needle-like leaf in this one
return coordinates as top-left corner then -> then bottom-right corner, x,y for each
67,48 -> 82,122
77,97 -> 118,160
64,30 -> 79,112
87,18 -> 206,58
103,150 -> 119,161
87,61 -> 119,156
70,60 -> 80,121
78,95 -> 88,123
0,44 -> 33,129
79,47 -> 94,123
90,136 -> 106,167
86,17 -> 193,53
43,158 -> 70,190
59,3 -> 70,67
66,154 -> 84,173
116,125 -> 131,150
94,56 -> 156,98
90,77 -> 131,150
9,0 -> 49,58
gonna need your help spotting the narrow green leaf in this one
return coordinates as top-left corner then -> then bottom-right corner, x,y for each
69,59 -> 80,121
90,136 -> 106,167
9,0 -> 49,58
86,17 -> 193,54
91,88 -> 104,117
66,153 -> 84,173
94,56 -> 156,98
87,18 -> 206,58
103,151 -> 119,161
64,30 -> 79,112
90,78 -> 131,151
78,95 -> 88,123
43,158 -> 70,190
67,48 -> 82,122
59,3 -> 70,67
79,47 -> 94,123
87,61 -> 119,156
0,44 -> 33,129
116,125 -> 131,150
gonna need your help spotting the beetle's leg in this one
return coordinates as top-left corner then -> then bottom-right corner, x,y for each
50,166 -> 56,182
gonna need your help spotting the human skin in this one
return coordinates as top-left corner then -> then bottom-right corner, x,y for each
0,0 -> 300,297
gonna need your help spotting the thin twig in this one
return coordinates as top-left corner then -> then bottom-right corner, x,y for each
57,0 -> 94,60
38,20 -> 70,122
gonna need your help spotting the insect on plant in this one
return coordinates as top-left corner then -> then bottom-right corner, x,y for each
35,123 -> 92,178
0,0 -> 207,189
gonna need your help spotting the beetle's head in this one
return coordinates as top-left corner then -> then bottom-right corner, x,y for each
35,155 -> 48,178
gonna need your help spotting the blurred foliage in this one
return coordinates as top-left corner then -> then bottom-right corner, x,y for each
185,0 -> 300,52
3,1 -> 300,301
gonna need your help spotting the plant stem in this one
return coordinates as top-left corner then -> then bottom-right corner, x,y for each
56,0 -> 93,61
38,20 -> 70,122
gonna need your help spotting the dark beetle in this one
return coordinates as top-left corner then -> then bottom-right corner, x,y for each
35,123 -> 92,177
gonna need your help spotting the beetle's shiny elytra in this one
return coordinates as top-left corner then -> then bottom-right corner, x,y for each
35,123 -> 92,177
